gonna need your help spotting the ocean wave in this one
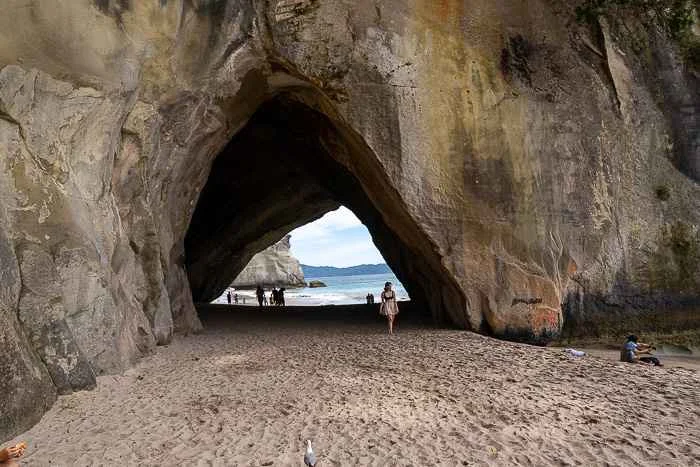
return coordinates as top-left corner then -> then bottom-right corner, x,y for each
212,273 -> 409,305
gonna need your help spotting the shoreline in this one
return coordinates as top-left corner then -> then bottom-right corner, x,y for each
216,272 -> 410,307
213,289 -> 410,307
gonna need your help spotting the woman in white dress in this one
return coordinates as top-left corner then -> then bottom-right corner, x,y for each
380,281 -> 399,334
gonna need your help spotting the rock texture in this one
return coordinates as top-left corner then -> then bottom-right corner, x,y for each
231,235 -> 305,288
0,0 -> 698,441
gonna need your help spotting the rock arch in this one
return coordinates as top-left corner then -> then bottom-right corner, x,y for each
184,90 -> 466,326
1,0 -> 698,443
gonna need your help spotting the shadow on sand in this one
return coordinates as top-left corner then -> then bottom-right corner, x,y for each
196,302 -> 429,330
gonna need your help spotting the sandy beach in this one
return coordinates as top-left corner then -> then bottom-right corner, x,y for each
7,305 -> 700,466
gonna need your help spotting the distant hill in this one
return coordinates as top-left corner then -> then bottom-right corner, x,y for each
301,263 -> 391,277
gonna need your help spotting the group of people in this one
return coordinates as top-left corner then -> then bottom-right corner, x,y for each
226,291 -> 244,305
365,293 -> 376,304
255,285 -> 286,307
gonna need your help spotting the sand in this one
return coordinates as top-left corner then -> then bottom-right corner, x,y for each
7,305 -> 700,466
563,348 -> 700,372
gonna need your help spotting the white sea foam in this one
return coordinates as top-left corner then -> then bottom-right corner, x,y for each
212,273 -> 408,306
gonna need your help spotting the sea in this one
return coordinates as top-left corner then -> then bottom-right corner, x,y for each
212,272 -> 408,306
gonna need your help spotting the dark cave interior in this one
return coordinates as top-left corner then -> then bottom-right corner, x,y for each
185,93 -> 466,326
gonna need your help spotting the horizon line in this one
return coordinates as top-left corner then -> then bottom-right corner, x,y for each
300,263 -> 388,268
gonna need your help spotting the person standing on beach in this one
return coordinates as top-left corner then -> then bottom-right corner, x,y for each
227,291 -> 232,304
256,285 -> 264,307
379,281 -> 399,334
279,288 -> 286,306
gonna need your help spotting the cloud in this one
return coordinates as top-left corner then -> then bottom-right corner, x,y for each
289,206 -> 363,242
289,206 -> 386,267
292,237 -> 386,267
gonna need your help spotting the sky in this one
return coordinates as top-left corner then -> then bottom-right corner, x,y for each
288,206 -> 386,267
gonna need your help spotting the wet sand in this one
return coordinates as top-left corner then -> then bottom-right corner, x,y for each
7,305 -> 700,466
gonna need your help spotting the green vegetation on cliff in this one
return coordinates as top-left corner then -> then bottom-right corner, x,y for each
576,0 -> 695,37
576,0 -> 699,67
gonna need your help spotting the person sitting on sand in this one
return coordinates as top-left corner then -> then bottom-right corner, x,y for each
0,442 -> 26,465
621,335 -> 663,366
379,281 -> 399,334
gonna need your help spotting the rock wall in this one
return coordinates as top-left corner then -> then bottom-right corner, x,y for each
0,0 -> 698,441
232,235 -> 306,288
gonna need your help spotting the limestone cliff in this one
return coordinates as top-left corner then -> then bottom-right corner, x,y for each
0,0 -> 698,441
232,235 -> 305,288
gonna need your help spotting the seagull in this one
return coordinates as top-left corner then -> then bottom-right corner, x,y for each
304,439 -> 317,467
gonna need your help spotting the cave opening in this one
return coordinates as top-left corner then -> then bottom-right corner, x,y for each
184,91 -> 466,327
213,205 -> 412,306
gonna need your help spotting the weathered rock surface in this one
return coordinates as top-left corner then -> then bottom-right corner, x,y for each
231,235 -> 305,288
308,281 -> 327,289
0,206 -> 56,442
0,0 -> 698,441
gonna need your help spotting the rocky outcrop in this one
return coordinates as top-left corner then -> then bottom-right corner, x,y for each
0,206 -> 57,441
232,235 -> 305,288
0,0 -> 698,441
308,281 -> 327,288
